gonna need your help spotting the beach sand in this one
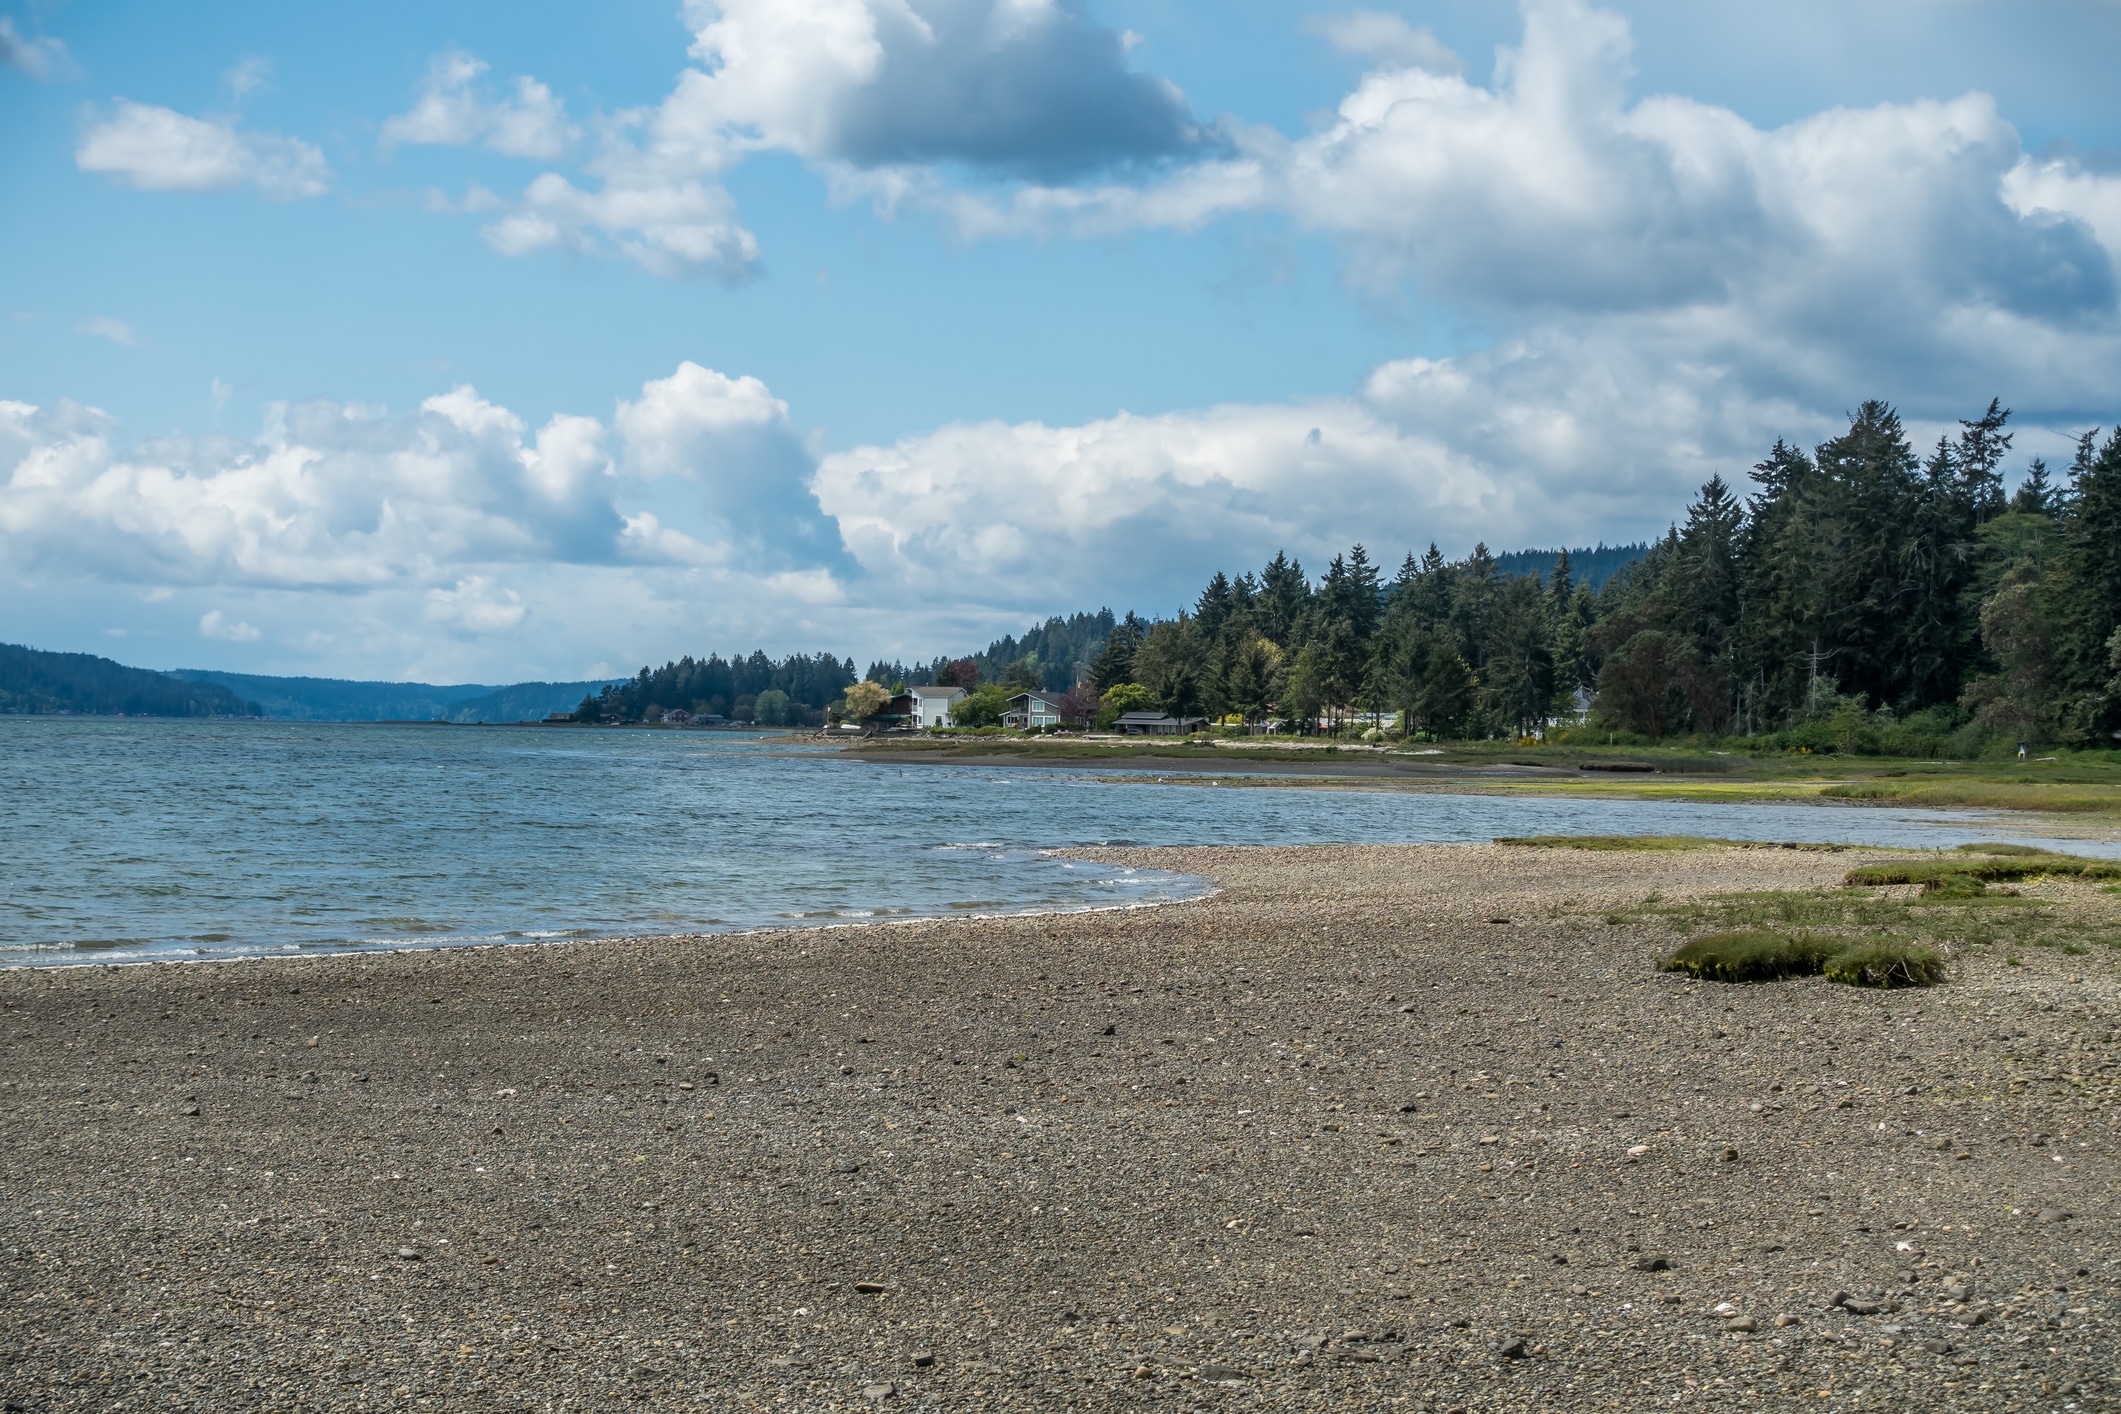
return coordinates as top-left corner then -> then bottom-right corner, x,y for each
3,843 -> 2115,1410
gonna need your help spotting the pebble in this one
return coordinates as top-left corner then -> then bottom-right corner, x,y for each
6,840 -> 2113,1412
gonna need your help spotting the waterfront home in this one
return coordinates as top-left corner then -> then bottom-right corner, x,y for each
910,685 -> 965,729
1114,710 -> 1208,735
1002,691 -> 1065,729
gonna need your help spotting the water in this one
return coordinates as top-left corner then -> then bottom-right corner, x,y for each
2,718 -> 2111,968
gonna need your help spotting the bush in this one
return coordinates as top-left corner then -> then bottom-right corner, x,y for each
1822,942 -> 1948,988
1660,931 -> 1843,982
949,684 -> 1011,728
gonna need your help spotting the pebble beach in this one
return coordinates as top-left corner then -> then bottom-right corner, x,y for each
3,842 -> 2116,1411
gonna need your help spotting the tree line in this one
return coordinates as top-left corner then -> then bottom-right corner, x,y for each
574,651 -> 855,726
0,644 -> 260,718
901,400 -> 2121,751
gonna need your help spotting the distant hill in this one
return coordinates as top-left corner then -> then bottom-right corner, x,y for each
169,670 -> 618,723
1493,542 -> 1650,591
0,643 -> 258,717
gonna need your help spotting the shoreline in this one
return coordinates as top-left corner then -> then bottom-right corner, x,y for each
5,841 -> 2114,1410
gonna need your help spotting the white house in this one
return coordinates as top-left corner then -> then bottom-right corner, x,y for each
910,684 -> 966,729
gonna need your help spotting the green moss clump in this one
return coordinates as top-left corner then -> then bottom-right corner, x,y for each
1661,931 -> 1946,988
1821,942 -> 1947,988
1659,931 -> 1842,982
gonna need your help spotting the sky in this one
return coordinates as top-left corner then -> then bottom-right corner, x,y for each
3,0 -> 2120,684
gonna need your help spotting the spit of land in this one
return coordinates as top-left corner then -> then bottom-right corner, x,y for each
2,842 -> 2116,1411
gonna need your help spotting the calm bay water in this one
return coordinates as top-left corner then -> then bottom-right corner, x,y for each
2,718 -> 2113,968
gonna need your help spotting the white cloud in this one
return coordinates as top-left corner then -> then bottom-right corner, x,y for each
198,609 -> 261,641
76,101 -> 329,198
2003,156 -> 2121,262
480,0 -> 1205,275
1306,10 -> 1461,75
78,316 -> 141,347
0,16 -> 70,78
0,362 -> 843,609
423,575 -> 528,635
383,52 -> 579,160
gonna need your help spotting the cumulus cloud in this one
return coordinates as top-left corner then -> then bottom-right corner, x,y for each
0,16 -> 70,78
615,361 -> 848,564
481,0 -> 1205,275
383,52 -> 579,159
423,575 -> 528,635
810,327 -> 1801,616
678,0 -> 1205,178
76,101 -> 329,198
0,362 -> 846,607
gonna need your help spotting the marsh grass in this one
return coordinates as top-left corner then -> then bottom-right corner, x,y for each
1821,942 -> 1948,987
1620,868 -> 2121,973
1843,849 -> 2121,888
1496,835 -> 1848,852
1820,780 -> 2121,813
1659,930 -> 1842,981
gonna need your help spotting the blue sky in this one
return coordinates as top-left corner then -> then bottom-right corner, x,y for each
3,0 -> 2120,682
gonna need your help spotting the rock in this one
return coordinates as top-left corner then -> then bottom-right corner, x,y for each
396,1247 -> 422,1261
1921,1338 -> 1953,1355
1951,1305 -> 1989,1326
1773,1315 -> 1799,1328
182,1106 -> 200,1117
853,1281 -> 890,1294
1101,1025 -> 1116,1036
1823,1290 -> 1850,1309
1724,1316 -> 1757,1333
861,1382 -> 895,1401
908,1351 -> 934,1368
1841,1299 -> 1881,1316
1717,1145 -> 1739,1163
298,1071 -> 318,1084
840,1066 -> 854,1076
834,1158 -> 864,1173
1197,1363 -> 1246,1382
1632,1257 -> 1671,1272
2035,1207 -> 2071,1224
1495,1337 -> 1528,1359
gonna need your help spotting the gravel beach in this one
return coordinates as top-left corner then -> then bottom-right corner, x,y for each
3,842 -> 2117,1412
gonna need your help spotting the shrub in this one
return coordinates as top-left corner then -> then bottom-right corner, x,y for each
1821,942 -> 1947,988
1659,931 -> 1842,982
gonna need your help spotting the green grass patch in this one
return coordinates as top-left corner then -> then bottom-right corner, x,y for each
1659,930 -> 1945,987
1659,930 -> 1843,981
1843,850 -> 2121,888
1820,941 -> 1948,988
1820,780 -> 2121,813
1496,834 -> 1849,852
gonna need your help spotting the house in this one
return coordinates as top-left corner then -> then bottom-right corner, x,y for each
909,684 -> 966,729
1114,710 -> 1209,735
661,708 -> 693,725
872,693 -> 918,730
1003,691 -> 1065,729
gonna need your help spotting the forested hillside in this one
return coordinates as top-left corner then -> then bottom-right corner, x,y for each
1,645 -> 258,718
172,670 -> 615,722
882,400 -> 2120,753
573,652 -> 856,726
